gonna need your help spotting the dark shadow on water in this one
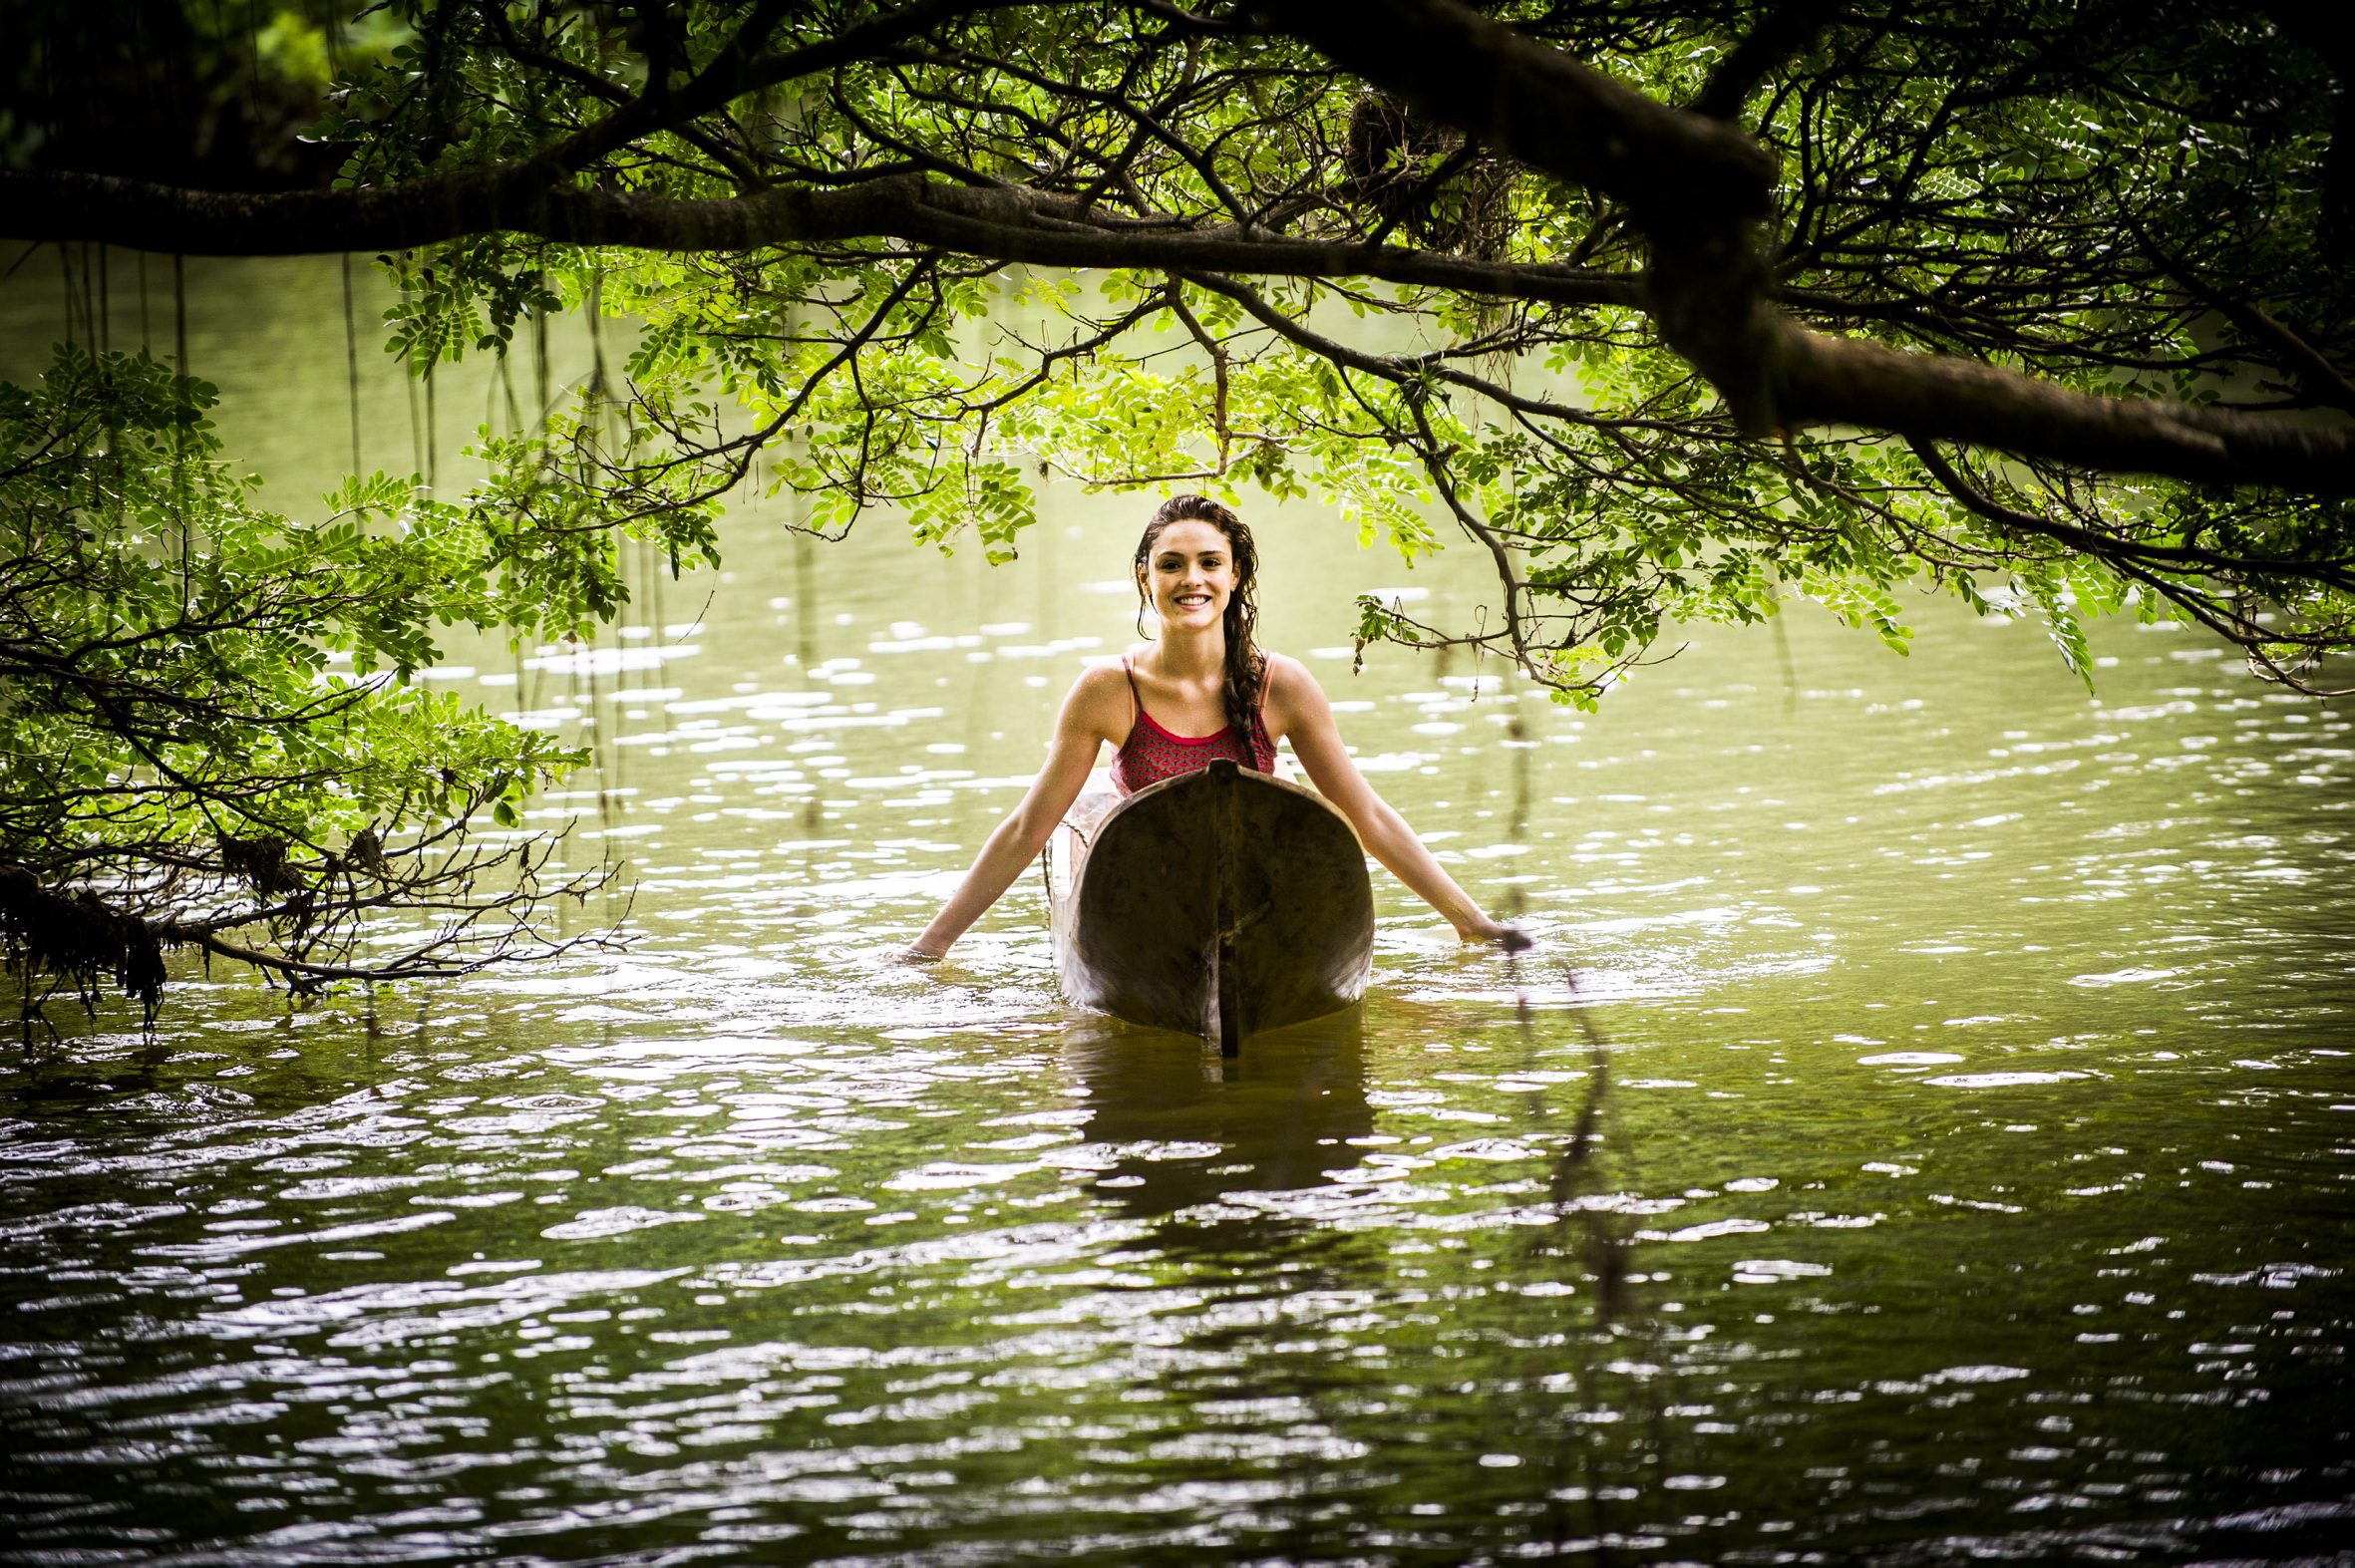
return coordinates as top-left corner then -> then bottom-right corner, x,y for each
1522,969 -> 1633,1324
1061,1005 -> 1373,1218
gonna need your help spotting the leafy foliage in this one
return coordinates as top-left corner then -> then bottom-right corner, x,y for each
0,346 -> 713,1018
244,0 -> 2355,704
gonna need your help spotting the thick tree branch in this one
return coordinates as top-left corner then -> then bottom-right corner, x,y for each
1267,0 -> 2355,488
0,167 -> 1640,305
8,0 -> 2353,498
1789,328 -> 2355,490
1264,0 -> 1778,230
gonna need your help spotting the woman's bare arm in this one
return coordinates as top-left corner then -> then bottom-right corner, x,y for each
1266,655 -> 1521,945
903,666 -> 1126,959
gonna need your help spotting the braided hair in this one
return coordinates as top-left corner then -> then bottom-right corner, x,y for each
1133,494 -> 1265,734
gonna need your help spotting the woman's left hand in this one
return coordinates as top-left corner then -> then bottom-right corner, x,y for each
1461,920 -> 1533,953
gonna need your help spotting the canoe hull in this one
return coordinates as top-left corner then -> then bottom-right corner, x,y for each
1049,760 -> 1374,1050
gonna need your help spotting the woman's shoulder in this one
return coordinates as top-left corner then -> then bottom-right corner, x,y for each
1078,654 -> 1140,692
1072,654 -> 1150,709
1055,658 -> 1137,742
1070,656 -> 1134,698
1257,649 -> 1328,710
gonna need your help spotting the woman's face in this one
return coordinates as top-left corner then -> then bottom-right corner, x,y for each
1140,518 -> 1240,632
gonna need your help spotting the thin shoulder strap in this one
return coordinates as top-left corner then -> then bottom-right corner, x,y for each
1121,652 -> 1142,729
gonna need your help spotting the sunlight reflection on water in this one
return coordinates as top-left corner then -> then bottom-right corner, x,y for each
3,264 -> 2353,1564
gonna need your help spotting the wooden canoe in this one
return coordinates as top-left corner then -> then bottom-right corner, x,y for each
1045,758 -> 1375,1053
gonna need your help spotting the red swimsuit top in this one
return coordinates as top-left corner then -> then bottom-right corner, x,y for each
1110,653 -> 1277,796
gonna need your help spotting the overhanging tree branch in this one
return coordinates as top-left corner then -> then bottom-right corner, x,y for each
0,168 -> 1637,303
9,0 -> 2355,497
1265,0 -> 1779,227
1264,0 -> 2355,489
1904,436 -> 2355,590
1783,328 -> 2355,491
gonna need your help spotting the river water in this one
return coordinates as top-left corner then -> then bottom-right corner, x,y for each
3,255 -> 2352,1565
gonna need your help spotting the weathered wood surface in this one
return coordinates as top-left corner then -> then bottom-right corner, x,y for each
1047,759 -> 1375,1051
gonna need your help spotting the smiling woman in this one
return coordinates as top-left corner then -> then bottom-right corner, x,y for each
903,493 -> 1523,963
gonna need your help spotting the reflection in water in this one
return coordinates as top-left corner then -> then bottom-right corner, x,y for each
1064,1009 -> 1374,1216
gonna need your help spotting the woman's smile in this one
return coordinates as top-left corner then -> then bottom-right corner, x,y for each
1146,518 -> 1237,624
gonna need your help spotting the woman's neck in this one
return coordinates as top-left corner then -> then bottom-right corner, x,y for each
1144,618 -> 1226,683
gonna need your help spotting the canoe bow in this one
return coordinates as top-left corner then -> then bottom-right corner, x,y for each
1048,758 -> 1375,1052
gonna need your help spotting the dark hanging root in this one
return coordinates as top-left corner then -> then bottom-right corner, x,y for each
0,864 -> 170,1032
344,827 -> 387,877
1341,93 -> 1516,258
1342,94 -> 1450,220
218,834 -> 304,897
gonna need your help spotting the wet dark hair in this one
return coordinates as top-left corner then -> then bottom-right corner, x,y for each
1134,494 -> 1265,733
